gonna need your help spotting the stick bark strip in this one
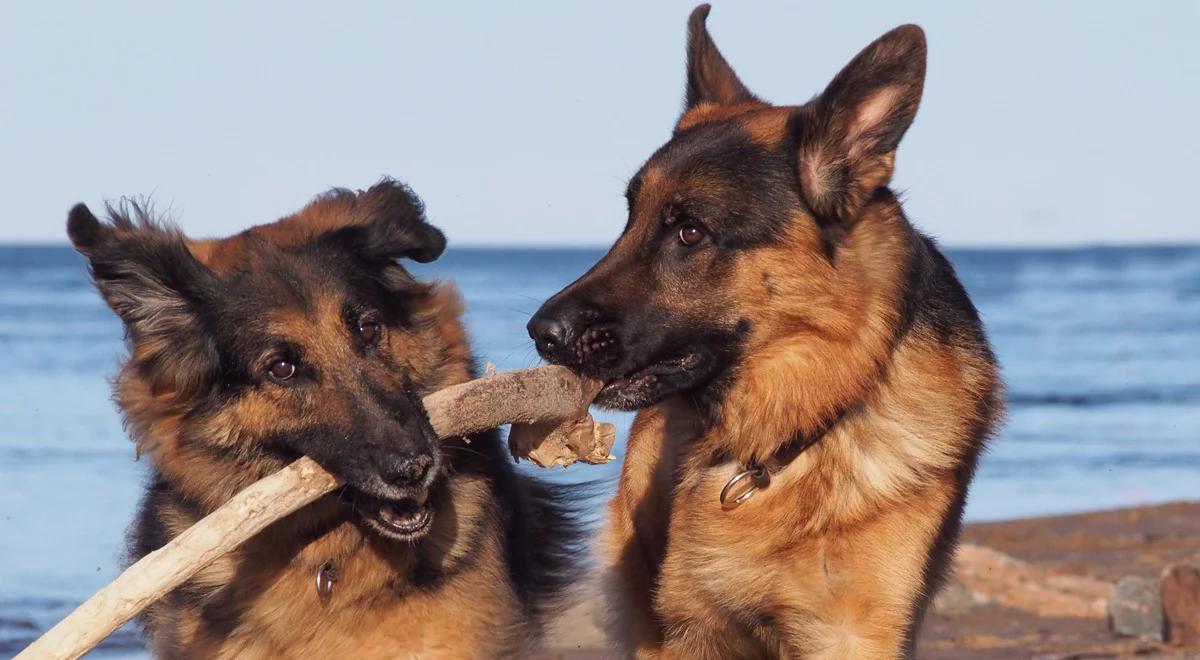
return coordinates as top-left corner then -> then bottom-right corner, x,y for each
17,366 -> 603,660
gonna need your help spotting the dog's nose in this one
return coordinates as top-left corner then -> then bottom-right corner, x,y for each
384,454 -> 432,488
528,315 -> 570,355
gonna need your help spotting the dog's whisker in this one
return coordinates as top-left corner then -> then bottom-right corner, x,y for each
440,444 -> 486,459
502,306 -> 534,317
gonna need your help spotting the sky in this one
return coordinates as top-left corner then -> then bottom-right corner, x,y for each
1,1 -> 1197,247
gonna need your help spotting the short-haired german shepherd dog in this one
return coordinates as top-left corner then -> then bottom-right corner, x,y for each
69,180 -> 581,658
529,6 -> 1002,658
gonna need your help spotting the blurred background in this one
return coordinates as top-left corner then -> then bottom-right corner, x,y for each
1,1 -> 1197,656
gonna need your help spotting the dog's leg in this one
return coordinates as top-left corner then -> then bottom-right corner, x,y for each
600,524 -> 664,658
599,402 -> 695,658
599,463 -> 670,658
654,556 -> 777,659
658,615 -> 775,660
599,521 -> 659,659
777,624 -> 910,660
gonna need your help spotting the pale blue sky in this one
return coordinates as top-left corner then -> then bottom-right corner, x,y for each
1,1 -> 1196,247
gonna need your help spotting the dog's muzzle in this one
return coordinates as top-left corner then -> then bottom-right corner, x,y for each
528,301 -> 618,372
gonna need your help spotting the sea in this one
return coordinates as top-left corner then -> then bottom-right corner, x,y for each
1,244 -> 1198,656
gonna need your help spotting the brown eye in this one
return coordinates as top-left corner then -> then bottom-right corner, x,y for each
678,223 -> 705,247
268,360 -> 296,381
358,320 -> 381,346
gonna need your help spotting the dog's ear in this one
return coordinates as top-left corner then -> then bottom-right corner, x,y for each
67,202 -> 220,398
317,180 -> 447,265
796,25 -> 926,223
351,180 -> 447,263
683,4 -> 757,110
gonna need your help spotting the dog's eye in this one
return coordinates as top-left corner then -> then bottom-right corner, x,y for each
358,320 -> 381,346
357,312 -> 383,346
678,224 -> 705,247
267,359 -> 297,382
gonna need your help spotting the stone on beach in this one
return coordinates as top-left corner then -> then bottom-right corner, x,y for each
952,544 -> 1112,619
932,577 -> 987,616
1108,575 -> 1165,642
1161,564 -> 1200,647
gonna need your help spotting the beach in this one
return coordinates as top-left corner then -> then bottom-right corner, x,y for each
3,502 -> 1197,657
537,501 -> 1200,658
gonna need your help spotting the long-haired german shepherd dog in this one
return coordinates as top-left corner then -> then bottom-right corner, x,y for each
528,6 -> 1002,658
68,180 -> 581,658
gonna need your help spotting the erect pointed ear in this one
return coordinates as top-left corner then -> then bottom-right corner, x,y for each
684,4 -> 758,111
796,25 -> 926,223
67,202 -> 219,398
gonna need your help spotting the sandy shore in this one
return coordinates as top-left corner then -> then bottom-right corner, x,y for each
3,503 -> 1195,658
536,501 -> 1200,659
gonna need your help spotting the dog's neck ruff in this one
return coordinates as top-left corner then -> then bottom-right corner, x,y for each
717,433 -> 820,509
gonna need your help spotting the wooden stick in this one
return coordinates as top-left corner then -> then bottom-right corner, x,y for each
16,366 -> 606,660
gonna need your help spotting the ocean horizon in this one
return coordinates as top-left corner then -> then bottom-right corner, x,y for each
2,243 -> 1198,656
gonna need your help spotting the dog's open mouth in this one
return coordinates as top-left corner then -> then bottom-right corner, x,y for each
376,498 -> 433,536
596,352 -> 706,410
353,490 -> 435,541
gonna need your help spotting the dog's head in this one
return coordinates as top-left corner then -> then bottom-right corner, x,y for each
69,180 -> 465,541
529,5 -> 925,413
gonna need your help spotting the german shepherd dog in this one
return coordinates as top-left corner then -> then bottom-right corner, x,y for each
68,180 -> 581,658
528,6 -> 1002,658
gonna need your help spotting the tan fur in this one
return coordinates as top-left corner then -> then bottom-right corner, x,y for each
145,470 -> 528,659
115,203 -> 547,657
572,16 -> 998,657
125,277 -> 541,657
600,197 -> 999,659
600,399 -> 699,656
186,187 -> 418,274
741,108 -> 792,148
677,100 -> 767,132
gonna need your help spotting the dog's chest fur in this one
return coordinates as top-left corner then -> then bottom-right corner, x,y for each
606,332 -> 987,657
143,480 -> 531,659
661,452 -> 955,657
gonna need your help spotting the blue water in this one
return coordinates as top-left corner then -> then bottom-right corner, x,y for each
2,244 -> 1198,655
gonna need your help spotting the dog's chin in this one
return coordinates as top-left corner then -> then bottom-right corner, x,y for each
352,490 -> 435,542
594,351 -> 715,411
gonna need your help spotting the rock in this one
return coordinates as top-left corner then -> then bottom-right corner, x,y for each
932,577 -> 987,616
1162,564 -> 1200,647
1108,576 -> 1164,642
953,544 -> 1112,619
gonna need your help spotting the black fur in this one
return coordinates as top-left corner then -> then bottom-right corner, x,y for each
317,180 -> 447,264
70,182 -> 584,654
683,4 -> 758,110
